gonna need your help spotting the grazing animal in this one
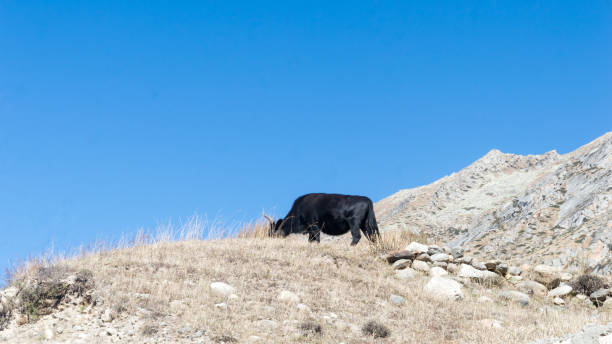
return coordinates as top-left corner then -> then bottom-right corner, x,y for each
263,193 -> 380,246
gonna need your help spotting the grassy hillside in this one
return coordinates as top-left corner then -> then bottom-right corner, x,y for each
1,229 -> 611,343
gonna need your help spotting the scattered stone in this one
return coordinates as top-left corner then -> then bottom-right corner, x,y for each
430,253 -> 452,263
215,302 -> 228,310
451,247 -> 464,259
457,256 -> 473,265
507,266 -> 522,276
559,272 -> 572,281
590,288 -> 612,306
415,253 -> 432,262
278,290 -> 301,304
496,263 -> 509,276
479,319 -> 502,329
210,282 -> 236,298
389,294 -> 405,306
44,326 -> 55,340
424,276 -> 464,301
499,290 -> 529,306
507,275 -> 523,285
248,336 -> 262,343
297,303 -> 311,313
447,263 -> 459,274
472,261 -> 488,271
429,266 -> 448,277
256,319 -> 278,329
533,265 -> 563,289
385,250 -> 418,264
548,284 -> 573,298
56,326 -> 64,334
576,294 -> 588,301
405,242 -> 429,254
553,297 -> 565,306
433,261 -> 448,268
391,259 -> 411,270
395,268 -> 417,280
478,296 -> 493,303
412,260 -> 430,273
517,280 -> 548,297
485,261 -> 498,271
427,245 -> 444,256
101,308 -> 113,323
458,264 -> 500,284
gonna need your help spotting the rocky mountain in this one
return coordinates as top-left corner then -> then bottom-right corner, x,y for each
375,132 -> 612,274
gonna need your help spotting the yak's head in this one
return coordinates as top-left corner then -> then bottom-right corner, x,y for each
263,212 -> 291,237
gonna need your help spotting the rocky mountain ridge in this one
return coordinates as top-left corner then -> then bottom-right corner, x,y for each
375,132 -> 612,273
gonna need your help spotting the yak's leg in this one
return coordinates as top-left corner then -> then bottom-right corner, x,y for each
349,219 -> 361,246
308,225 -> 321,243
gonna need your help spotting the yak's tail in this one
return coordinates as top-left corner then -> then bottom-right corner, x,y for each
364,200 -> 380,242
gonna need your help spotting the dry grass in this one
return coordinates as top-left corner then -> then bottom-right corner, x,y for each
236,220 -> 270,239
366,229 -> 430,256
5,235 -> 607,343
3,219 -> 611,343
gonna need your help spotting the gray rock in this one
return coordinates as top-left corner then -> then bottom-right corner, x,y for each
210,282 -> 236,298
451,247 -> 464,259
533,265 -> 563,288
447,263 -> 459,274
389,294 -> 405,305
392,259 -> 411,270
427,245 -> 444,256
499,290 -> 530,306
412,260 -> 431,273
101,308 -> 113,322
472,261 -> 488,271
424,276 -> 464,301
590,288 -> 612,305
278,290 -> 300,304
430,253 -> 452,263
256,319 -> 278,329
457,264 -> 499,284
429,266 -> 448,277
553,297 -> 565,306
548,284 -> 573,298
395,268 -> 417,280
433,261 -> 448,268
416,253 -> 432,262
404,242 -> 429,254
496,263 -> 509,276
517,280 -> 548,297
507,266 -> 522,276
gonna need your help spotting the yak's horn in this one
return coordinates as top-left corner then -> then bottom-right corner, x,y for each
262,211 -> 274,225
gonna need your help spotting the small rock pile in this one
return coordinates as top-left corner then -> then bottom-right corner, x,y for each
385,242 -> 612,308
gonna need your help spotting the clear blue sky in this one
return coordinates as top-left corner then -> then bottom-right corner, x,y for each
1,1 -> 610,276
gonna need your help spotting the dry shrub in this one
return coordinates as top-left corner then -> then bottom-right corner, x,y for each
140,324 -> 158,336
299,321 -> 322,336
367,229 -> 429,254
362,320 -> 390,338
212,334 -> 238,343
570,274 -> 609,295
236,220 -> 270,239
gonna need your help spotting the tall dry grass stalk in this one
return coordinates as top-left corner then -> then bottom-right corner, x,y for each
236,220 -> 270,239
366,229 -> 429,255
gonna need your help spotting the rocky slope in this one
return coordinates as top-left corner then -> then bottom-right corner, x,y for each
375,132 -> 612,274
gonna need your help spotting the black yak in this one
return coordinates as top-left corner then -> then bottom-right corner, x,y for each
263,193 -> 380,246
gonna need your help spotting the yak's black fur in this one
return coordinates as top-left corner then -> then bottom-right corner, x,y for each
269,193 -> 380,246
